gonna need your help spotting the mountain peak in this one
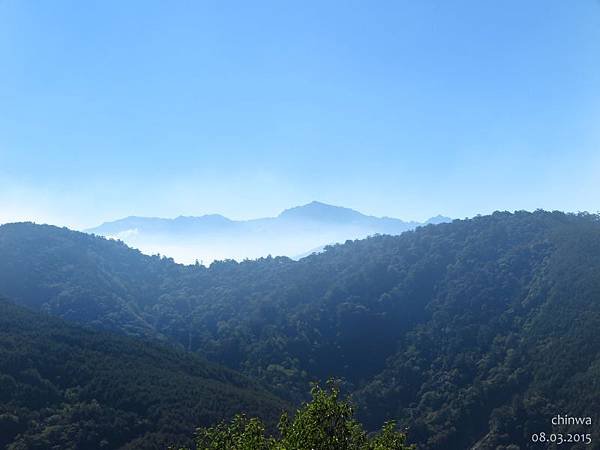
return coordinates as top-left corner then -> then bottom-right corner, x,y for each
278,201 -> 366,222
425,215 -> 452,225
174,214 -> 232,224
85,203 -> 450,263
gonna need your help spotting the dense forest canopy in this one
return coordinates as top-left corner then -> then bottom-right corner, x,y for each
0,299 -> 286,449
0,210 -> 599,448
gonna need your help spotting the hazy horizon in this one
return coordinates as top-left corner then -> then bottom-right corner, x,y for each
81,200 -> 448,264
0,200 -> 597,232
1,0 -> 599,229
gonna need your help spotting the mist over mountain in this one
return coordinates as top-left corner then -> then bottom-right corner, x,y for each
2,211 -> 599,448
85,201 -> 450,264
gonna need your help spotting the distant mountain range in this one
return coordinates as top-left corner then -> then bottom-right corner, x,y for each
86,201 -> 451,264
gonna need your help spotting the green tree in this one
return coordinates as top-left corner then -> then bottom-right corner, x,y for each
188,381 -> 414,450
195,414 -> 274,450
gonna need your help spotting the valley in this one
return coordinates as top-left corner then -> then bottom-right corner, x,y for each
1,211 -> 599,448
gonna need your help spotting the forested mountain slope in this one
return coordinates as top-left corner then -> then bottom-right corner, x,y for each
0,300 -> 286,450
0,211 -> 599,448
355,213 -> 600,448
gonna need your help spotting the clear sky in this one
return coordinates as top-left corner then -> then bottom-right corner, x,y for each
1,0 -> 599,229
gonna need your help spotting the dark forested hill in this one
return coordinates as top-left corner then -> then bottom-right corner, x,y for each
0,211 -> 599,449
0,299 -> 286,450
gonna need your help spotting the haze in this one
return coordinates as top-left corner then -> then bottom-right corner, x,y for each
1,0 -> 599,231
85,201 -> 451,263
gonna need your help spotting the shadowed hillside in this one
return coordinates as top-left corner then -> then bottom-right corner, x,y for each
1,211 -> 599,448
0,300 -> 286,450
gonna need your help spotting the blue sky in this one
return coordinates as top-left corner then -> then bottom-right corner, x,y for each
1,0 -> 599,228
